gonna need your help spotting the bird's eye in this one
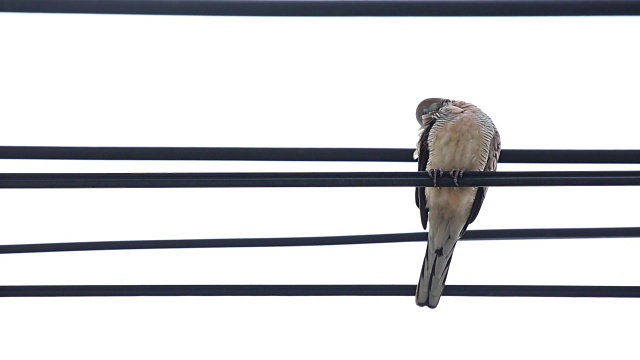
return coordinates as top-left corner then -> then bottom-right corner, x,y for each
422,103 -> 440,115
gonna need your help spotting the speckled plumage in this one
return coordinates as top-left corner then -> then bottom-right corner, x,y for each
414,98 -> 501,308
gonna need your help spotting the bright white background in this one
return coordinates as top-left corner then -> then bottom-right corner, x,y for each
1,13 -> 640,359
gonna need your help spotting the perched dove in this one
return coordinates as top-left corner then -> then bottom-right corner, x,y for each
414,98 -> 501,308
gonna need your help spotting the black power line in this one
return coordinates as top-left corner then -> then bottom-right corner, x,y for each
1,227 -> 639,254
0,146 -> 415,162
2,171 -> 640,188
2,146 -> 640,163
2,0 -> 640,17
1,285 -> 639,298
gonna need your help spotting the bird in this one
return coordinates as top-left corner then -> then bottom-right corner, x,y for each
414,98 -> 501,308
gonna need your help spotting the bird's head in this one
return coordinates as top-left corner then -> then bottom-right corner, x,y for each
415,98 -> 448,125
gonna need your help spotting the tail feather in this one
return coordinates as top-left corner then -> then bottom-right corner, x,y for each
415,220 -> 459,308
415,202 -> 467,308
415,246 -> 455,308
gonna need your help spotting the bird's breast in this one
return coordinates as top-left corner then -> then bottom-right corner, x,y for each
428,116 -> 487,171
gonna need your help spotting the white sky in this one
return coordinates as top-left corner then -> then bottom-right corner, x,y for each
1,12 -> 640,360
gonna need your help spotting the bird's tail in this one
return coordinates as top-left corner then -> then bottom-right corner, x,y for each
415,218 -> 459,308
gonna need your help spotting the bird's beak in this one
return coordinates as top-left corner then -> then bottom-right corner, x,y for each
417,108 -> 428,125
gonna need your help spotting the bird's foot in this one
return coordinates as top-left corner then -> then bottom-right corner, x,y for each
427,169 -> 444,187
449,169 -> 465,186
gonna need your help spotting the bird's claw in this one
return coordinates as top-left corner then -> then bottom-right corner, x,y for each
450,169 -> 465,186
427,169 -> 444,187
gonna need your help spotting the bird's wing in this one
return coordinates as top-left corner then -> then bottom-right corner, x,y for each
460,128 -> 501,236
415,118 -> 436,230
